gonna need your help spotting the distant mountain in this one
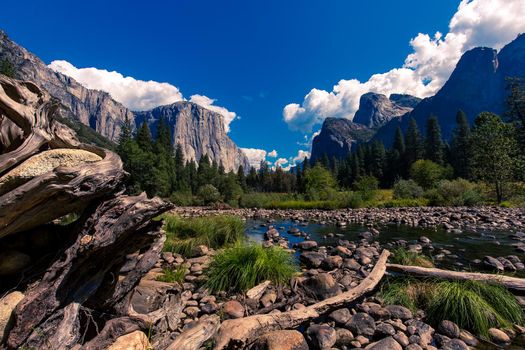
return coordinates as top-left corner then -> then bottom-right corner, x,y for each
311,92 -> 419,161
0,30 -> 249,171
135,102 -> 250,171
310,118 -> 374,162
353,92 -> 418,128
374,33 -> 525,147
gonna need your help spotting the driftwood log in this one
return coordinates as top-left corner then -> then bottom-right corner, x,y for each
387,263 -> 525,293
0,75 -> 174,349
214,249 -> 390,350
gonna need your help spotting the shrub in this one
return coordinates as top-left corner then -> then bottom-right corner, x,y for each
380,198 -> 429,208
238,192 -> 298,208
393,179 -> 424,199
389,248 -> 434,268
156,266 -> 187,283
339,192 -> 364,208
163,214 -> 244,256
410,160 -> 447,189
205,243 -> 297,293
353,176 -> 379,201
425,179 -> 483,206
169,191 -> 196,206
304,164 -> 337,201
197,184 -> 221,205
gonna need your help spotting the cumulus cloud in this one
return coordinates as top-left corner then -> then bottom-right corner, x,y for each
283,0 -> 525,133
48,60 -> 239,131
292,150 -> 310,165
189,95 -> 238,132
268,150 -> 278,158
48,60 -> 183,111
240,148 -> 267,169
273,158 -> 289,168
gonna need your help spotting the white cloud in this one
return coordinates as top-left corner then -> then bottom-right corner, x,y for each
273,158 -> 289,169
48,60 -> 239,132
48,60 -> 183,111
292,150 -> 310,165
240,148 -> 267,169
268,150 -> 278,158
283,0 -> 525,133
189,95 -> 238,132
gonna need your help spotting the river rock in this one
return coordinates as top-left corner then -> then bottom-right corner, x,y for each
306,324 -> 337,349
302,273 -> 342,300
441,338 -> 470,350
329,308 -> 351,325
483,256 -> 504,271
438,320 -> 460,338
364,336 -> 402,350
375,322 -> 396,337
488,328 -> 510,343
384,305 -> 413,320
298,240 -> 318,250
346,312 -> 376,336
222,300 -> 244,319
254,330 -> 308,350
0,291 -> 24,343
342,258 -> 361,271
335,328 -> 354,346
321,255 -> 343,270
300,252 -> 325,268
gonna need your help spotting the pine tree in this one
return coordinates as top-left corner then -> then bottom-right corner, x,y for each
393,126 -> 405,155
425,115 -> 444,165
136,121 -> 153,152
370,140 -> 386,182
237,165 -> 247,191
0,58 -> 16,78
506,77 -> 525,148
156,117 -> 172,154
405,118 -> 423,167
450,110 -> 471,178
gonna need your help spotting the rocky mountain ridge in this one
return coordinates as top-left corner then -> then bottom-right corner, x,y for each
0,30 -> 249,172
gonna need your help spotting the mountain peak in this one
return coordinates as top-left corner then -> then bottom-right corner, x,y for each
353,92 -> 415,128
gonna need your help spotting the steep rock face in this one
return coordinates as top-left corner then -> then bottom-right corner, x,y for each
0,30 -> 132,141
311,118 -> 374,162
353,92 -> 416,128
389,94 -> 421,109
134,102 -> 250,172
374,33 -> 525,146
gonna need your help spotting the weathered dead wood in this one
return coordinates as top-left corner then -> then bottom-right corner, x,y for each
214,249 -> 390,350
387,263 -> 525,293
7,194 -> 173,349
166,315 -> 220,350
80,316 -> 149,350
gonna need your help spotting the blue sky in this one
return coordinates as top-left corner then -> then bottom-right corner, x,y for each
1,0 -> 524,168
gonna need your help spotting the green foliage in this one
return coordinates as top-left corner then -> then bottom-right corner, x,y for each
163,214 -> 244,256
424,115 -> 444,165
169,191 -> 196,206
410,159 -> 447,189
427,280 -> 524,338
405,118 -> 424,166
0,58 -> 16,78
470,112 -> 521,203
389,248 -> 434,268
426,179 -> 483,206
204,243 -> 297,293
450,110 -> 472,178
156,266 -> 187,283
380,279 -> 524,338
393,179 -> 424,199
197,184 -> 221,205
304,164 -> 337,201
379,198 -> 429,208
353,176 -> 379,201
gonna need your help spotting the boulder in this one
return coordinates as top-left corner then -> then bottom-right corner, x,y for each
302,273 -> 342,300
384,305 -> 413,320
0,291 -> 24,343
306,324 -> 337,349
328,308 -> 351,325
488,328 -> 510,343
483,256 -> 504,271
222,300 -> 245,319
300,251 -> 325,268
364,336 -> 402,350
298,240 -> 318,250
321,255 -> 343,270
253,330 -> 308,350
438,320 -> 460,339
346,312 -> 376,336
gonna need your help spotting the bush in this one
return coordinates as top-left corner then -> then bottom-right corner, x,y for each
380,279 -> 524,338
169,191 -> 196,206
380,198 -> 429,208
156,266 -> 187,283
425,179 -> 482,206
205,243 -> 297,293
393,179 -> 424,199
197,184 -> 221,205
353,176 -> 379,201
239,192 -> 299,208
163,214 -> 244,256
410,160 -> 447,189
338,191 -> 364,208
304,164 -> 337,201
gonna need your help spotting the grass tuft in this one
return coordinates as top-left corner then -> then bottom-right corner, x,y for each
389,247 -> 434,268
380,278 -> 524,338
204,243 -> 297,293
162,214 -> 245,256
156,266 -> 187,283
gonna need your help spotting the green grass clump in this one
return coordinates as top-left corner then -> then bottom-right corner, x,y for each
156,266 -> 187,283
204,243 -> 297,293
389,247 -> 434,268
379,198 -> 430,208
427,280 -> 524,338
380,278 -> 524,338
163,214 -> 245,256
